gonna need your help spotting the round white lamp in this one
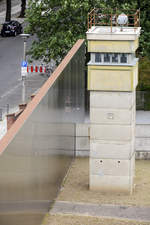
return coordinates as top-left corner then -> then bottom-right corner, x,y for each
117,13 -> 128,31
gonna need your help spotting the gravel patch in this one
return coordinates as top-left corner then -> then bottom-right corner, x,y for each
57,158 -> 150,206
45,214 -> 150,225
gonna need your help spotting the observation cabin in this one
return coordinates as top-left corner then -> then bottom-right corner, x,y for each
87,9 -> 141,91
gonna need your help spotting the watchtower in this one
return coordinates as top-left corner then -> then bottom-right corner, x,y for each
87,9 -> 141,193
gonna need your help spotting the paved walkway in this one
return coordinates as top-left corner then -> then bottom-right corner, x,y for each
0,5 -> 20,139
0,0 -> 22,140
50,201 -> 150,222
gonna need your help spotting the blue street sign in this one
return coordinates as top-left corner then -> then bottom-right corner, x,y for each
21,61 -> 28,67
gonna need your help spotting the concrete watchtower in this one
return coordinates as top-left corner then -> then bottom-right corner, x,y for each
87,9 -> 140,193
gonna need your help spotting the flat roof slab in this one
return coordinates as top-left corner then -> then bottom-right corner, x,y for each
86,26 -> 141,41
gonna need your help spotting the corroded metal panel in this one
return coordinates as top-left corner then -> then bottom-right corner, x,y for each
0,40 -> 85,224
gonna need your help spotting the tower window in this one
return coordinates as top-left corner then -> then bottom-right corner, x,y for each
104,53 -> 110,62
92,52 -> 132,64
112,53 -> 118,63
95,53 -> 102,62
120,53 -> 127,63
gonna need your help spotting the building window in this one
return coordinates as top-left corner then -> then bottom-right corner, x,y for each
92,52 -> 132,64
120,53 -> 127,63
104,53 -> 110,62
95,53 -> 101,63
112,53 -> 118,63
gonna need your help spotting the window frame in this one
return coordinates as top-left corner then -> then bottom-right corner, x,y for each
91,52 -> 133,64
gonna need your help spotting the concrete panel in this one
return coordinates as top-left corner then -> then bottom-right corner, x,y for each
90,124 -> 134,141
90,140 -> 135,159
34,123 -> 75,136
90,91 -> 135,109
76,123 -> 90,137
90,156 -> 135,176
136,138 -> 150,151
74,123 -> 150,158
88,67 -> 133,91
33,136 -> 74,154
136,124 -> 150,137
90,108 -> 134,125
90,174 -> 133,193
76,137 -> 90,151
88,39 -> 139,53
76,150 -> 89,157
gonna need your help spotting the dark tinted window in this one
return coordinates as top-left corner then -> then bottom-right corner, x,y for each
121,53 -> 127,63
104,53 -> 110,62
112,53 -> 118,63
95,53 -> 101,63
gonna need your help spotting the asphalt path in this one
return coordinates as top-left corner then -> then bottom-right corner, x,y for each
0,34 -> 47,115
0,35 -> 23,97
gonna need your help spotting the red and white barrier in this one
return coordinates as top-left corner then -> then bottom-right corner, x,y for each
27,65 -> 46,73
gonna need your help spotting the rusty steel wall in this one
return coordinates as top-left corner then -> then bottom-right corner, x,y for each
0,40 -> 85,225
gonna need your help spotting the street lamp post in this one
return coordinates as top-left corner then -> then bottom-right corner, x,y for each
20,33 -> 30,103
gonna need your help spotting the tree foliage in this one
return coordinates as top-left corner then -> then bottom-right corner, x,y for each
25,0 -> 150,63
25,0 -> 105,63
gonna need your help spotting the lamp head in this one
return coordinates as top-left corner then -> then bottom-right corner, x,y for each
20,33 -> 30,39
117,13 -> 128,26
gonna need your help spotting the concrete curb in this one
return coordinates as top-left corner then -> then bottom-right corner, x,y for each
50,201 -> 150,222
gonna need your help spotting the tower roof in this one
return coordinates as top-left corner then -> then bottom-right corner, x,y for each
87,9 -> 141,40
86,26 -> 141,41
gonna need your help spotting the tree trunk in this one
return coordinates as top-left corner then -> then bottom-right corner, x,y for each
5,0 -> 11,22
19,0 -> 26,18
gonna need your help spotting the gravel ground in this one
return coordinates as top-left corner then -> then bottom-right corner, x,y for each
57,158 -> 150,206
42,158 -> 150,225
45,214 -> 150,225
0,0 -> 20,13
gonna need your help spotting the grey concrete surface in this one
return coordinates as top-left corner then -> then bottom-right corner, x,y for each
51,201 -> 150,222
0,0 -> 20,13
0,200 -> 52,213
136,110 -> 150,124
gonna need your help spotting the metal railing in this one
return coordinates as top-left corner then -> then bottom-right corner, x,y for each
87,8 -> 140,31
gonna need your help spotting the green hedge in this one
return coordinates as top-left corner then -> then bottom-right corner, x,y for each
137,57 -> 150,91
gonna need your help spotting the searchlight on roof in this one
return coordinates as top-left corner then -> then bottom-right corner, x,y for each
117,13 -> 128,31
